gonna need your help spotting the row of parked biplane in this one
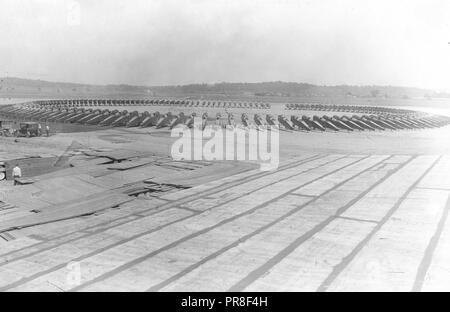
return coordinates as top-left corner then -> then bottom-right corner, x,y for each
285,103 -> 418,116
1,101 -> 449,132
30,99 -> 271,109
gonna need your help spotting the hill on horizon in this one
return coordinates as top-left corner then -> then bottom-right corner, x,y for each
0,77 -> 449,100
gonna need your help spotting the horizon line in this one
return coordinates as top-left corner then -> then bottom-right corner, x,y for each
1,76 -> 449,93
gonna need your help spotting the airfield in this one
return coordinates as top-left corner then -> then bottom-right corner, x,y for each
0,96 -> 450,291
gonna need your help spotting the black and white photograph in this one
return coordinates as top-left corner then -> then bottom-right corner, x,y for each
0,0 -> 449,295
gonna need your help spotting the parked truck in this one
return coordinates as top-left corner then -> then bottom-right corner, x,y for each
15,122 -> 41,137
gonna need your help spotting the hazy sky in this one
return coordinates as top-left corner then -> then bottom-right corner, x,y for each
0,0 -> 449,89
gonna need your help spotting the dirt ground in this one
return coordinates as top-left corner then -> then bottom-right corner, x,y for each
1,97 -> 449,185
1,97 -> 450,291
1,119 -> 449,160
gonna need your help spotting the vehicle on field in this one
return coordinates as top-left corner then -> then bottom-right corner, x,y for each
0,120 -> 15,137
15,122 -> 41,137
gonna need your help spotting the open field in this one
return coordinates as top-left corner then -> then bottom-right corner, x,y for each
0,96 -> 449,291
0,153 -> 449,291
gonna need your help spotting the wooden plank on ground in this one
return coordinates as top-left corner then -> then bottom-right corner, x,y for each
44,195 -> 315,292
421,196 -> 450,291
159,159 -> 399,292
0,237 -> 42,255
417,155 -> 450,190
0,208 -> 193,291
3,156 -> 357,291
341,155 -> 438,222
29,175 -> 107,205
327,188 -> 449,291
72,156 -> 387,291
157,154 -> 316,201
292,155 -> 389,196
94,165 -> 178,189
179,155 -> 344,211
106,158 -> 154,170
0,185 -> 50,211
0,192 -> 133,233
83,149 -> 150,161
244,218 -> 376,291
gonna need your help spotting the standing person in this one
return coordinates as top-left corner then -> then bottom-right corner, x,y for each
12,164 -> 22,186
215,113 -> 222,128
38,123 -> 42,136
45,124 -> 50,137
